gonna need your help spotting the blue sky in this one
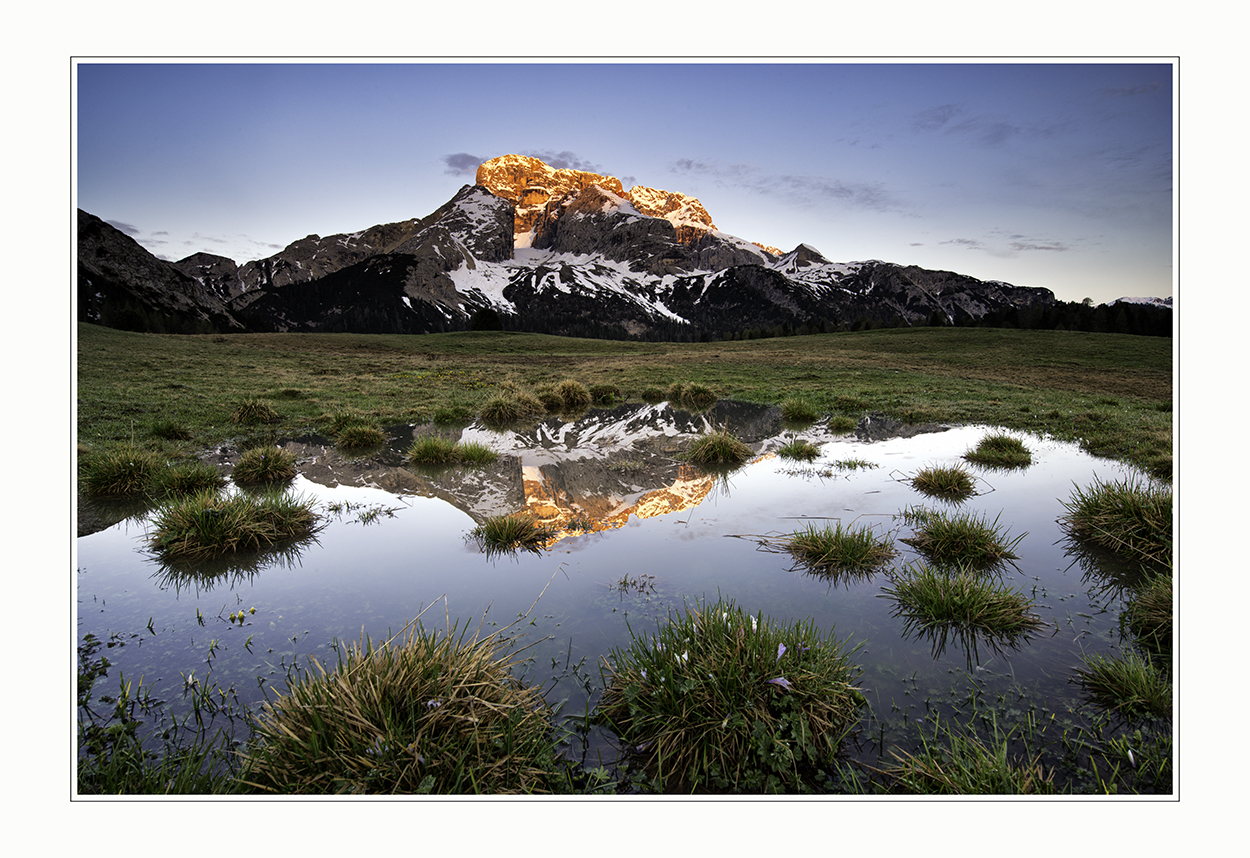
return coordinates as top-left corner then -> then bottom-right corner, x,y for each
75,60 -> 1174,304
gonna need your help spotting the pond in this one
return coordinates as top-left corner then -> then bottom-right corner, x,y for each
75,401 -> 1166,793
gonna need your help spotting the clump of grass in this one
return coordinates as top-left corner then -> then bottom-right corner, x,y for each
640,386 -> 665,404
80,443 -> 165,496
597,597 -> 866,793
686,428 -> 753,466
1123,571 -> 1172,655
1058,476 -> 1172,566
1073,650 -> 1171,719
478,391 -> 545,427
910,463 -> 977,502
963,433 -> 1032,469
881,564 -> 1047,638
232,398 -> 279,425
777,439 -> 821,461
240,620 -> 558,794
432,404 -> 472,424
879,715 -> 1056,795
780,397 -> 819,424
667,381 -> 717,411
157,461 -> 227,496
148,489 -> 320,560
832,457 -> 876,470
323,409 -> 370,436
148,418 -> 192,441
408,436 -> 499,465
469,513 -> 556,556
785,522 -> 897,573
552,379 -> 592,411
827,416 -> 856,433
899,507 -> 1025,568
336,422 -> 387,451
589,383 -> 622,406
232,447 -> 298,484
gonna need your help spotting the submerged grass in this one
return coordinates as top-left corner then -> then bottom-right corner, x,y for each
240,620 -> 558,794
881,564 -> 1047,638
597,597 -> 866,793
1059,476 -> 1172,567
148,489 -> 320,560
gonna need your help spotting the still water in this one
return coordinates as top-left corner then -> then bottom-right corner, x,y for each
75,402 -> 1155,778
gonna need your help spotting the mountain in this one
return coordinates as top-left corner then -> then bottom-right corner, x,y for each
1107,296 -> 1173,309
77,154 -> 1058,339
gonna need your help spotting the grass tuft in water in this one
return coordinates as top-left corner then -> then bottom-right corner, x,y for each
240,620 -> 558,794
469,513 -> 556,556
686,428 -> 753,466
899,507 -> 1025,568
232,398 -> 279,425
1058,476 -> 1172,566
589,383 -> 622,406
148,489 -> 320,560
232,446 -> 298,484
668,381 -> 717,411
785,522 -> 897,573
552,379 -> 592,411
597,597 -> 866,793
1123,571 -> 1172,655
1073,650 -> 1171,719
80,442 -> 165,496
880,564 -> 1047,638
777,439 -> 821,462
478,390 -> 545,427
963,433 -> 1032,469
910,463 -> 977,502
336,422 -> 387,451
408,436 -> 498,465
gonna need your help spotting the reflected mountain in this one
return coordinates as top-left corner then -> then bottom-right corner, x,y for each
274,400 -> 859,546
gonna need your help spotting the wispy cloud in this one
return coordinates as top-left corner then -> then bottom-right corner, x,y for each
669,158 -> 899,213
106,219 -> 140,236
523,149 -> 605,174
942,232 -> 1071,257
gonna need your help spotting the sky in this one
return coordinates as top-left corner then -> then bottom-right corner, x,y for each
74,60 -> 1174,304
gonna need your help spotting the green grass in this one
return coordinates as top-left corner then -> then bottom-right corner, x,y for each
686,428 -> 753,466
478,390 -> 545,427
881,564 -> 1047,638
239,620 -> 558,794
232,398 -> 279,426
157,461 -> 227,496
336,422 -> 387,451
780,397 -> 819,423
77,325 -> 1172,479
832,457 -> 877,470
589,383 -> 622,406
148,418 -> 192,441
596,597 -> 866,792
1073,650 -> 1171,719
668,381 -> 717,411
408,436 -> 499,465
552,378 -> 592,411
147,489 -> 320,560
1123,571 -> 1172,655
79,442 -> 166,496
231,446 -> 298,484
910,463 -> 977,502
899,507 -> 1025,568
1058,476 -> 1172,567
784,522 -> 897,573
963,433 -> 1032,468
777,439 -> 821,461
469,513 -> 556,556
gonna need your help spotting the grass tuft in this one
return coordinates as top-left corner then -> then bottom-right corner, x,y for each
469,513 -> 556,556
881,564 -> 1047,638
336,422 -> 387,451
777,439 -> 821,461
1058,476 -> 1172,566
148,489 -> 320,560
686,428 -> 753,466
1123,571 -> 1172,655
478,391 -> 545,427
589,383 -> 622,406
232,446 -> 298,484
148,419 -> 192,441
80,443 -> 165,496
785,522 -> 897,573
963,433 -> 1032,469
668,381 -> 717,411
879,715 -> 1056,795
1073,650 -> 1171,719
408,436 -> 499,465
899,507 -> 1025,568
552,379 -> 592,411
780,397 -> 819,423
158,461 -> 227,496
240,621 -> 558,794
910,463 -> 977,502
597,597 -> 866,793
232,398 -> 279,425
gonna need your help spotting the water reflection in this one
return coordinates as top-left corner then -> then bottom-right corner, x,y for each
892,613 -> 1043,671
148,534 -> 320,594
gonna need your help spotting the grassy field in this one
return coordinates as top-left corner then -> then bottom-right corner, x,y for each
75,323 -> 1173,479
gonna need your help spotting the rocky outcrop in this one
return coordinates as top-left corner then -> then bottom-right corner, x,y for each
476,154 -> 625,237
624,185 -> 716,244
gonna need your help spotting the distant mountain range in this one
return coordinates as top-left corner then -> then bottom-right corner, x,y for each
79,154 -> 1082,339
